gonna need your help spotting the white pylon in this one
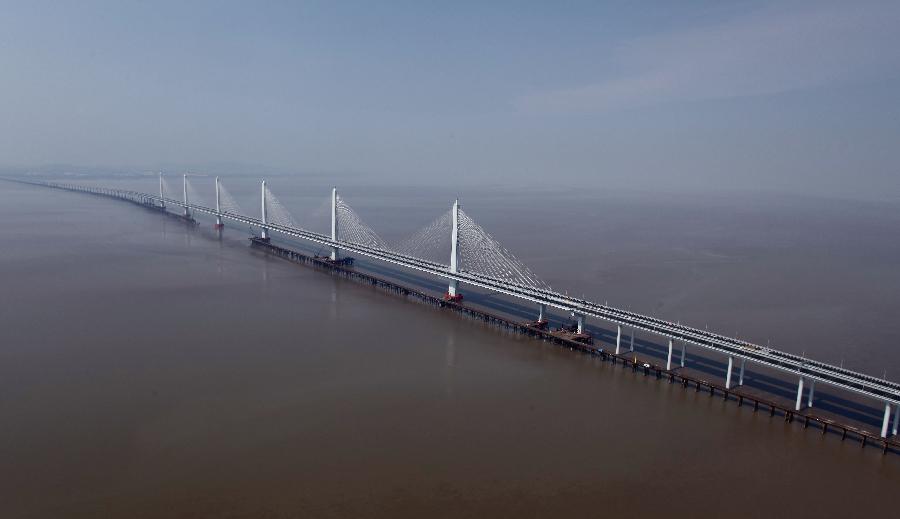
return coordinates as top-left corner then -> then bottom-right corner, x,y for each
214,176 -> 223,228
260,180 -> 269,240
330,187 -> 339,260
158,172 -> 165,208
447,198 -> 460,299
182,174 -> 190,217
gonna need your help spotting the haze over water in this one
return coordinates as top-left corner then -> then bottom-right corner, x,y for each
2,177 -> 899,518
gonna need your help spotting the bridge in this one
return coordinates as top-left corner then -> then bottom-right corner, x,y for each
7,174 -> 900,441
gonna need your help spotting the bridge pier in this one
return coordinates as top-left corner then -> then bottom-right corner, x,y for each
738,358 -> 746,386
882,402 -> 892,438
666,338 -> 673,370
630,328 -> 635,352
680,342 -> 686,367
795,377 -> 805,411
538,303 -> 547,323
892,405 -> 899,436
615,325 -> 622,354
725,355 -> 734,389
807,379 -> 816,408
575,314 -> 584,334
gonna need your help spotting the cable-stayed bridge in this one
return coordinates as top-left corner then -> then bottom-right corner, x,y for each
7,175 -> 900,441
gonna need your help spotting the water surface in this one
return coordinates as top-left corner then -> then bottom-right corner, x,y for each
1,178 -> 899,518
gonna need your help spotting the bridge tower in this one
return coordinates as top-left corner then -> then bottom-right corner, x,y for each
445,199 -> 463,302
182,174 -> 190,217
260,180 -> 269,240
330,187 -> 339,260
214,176 -> 224,229
158,172 -> 165,209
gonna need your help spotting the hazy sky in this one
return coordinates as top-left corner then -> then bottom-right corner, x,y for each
2,1 -> 899,197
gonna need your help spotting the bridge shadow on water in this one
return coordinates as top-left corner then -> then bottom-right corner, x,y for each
281,240 -> 886,431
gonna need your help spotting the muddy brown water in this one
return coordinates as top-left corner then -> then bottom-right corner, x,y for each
1,178 -> 899,518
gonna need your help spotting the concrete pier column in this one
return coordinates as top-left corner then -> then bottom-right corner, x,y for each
795,377 -> 805,411
576,314 -> 584,335
260,180 -> 269,240
615,325 -> 622,354
182,174 -> 190,217
725,356 -> 734,389
666,338 -> 674,370
807,379 -> 816,408
882,402 -> 892,438
538,303 -> 547,322
892,405 -> 899,436
738,358 -> 746,386
330,187 -> 339,260
680,342 -> 686,368
629,328 -> 635,352
447,199 -> 460,298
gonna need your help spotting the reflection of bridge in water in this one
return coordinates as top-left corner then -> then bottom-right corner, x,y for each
7,175 -> 900,451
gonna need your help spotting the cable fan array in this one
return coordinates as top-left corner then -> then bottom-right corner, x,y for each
161,175 -> 549,291
457,209 -> 549,289
392,210 -> 452,264
347,198 -> 547,289
335,195 -> 388,249
263,185 -> 301,228
159,176 -> 173,199
184,178 -> 207,207
217,181 -> 244,214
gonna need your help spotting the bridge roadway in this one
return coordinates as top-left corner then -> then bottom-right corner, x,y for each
15,179 -> 900,412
